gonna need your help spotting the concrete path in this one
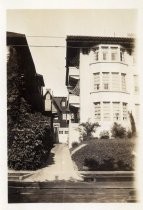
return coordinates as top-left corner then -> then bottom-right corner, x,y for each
25,144 -> 83,182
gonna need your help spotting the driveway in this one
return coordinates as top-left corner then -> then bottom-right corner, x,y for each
25,144 -> 83,182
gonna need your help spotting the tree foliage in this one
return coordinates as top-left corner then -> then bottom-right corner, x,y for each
79,120 -> 99,140
111,122 -> 127,139
7,46 -> 53,170
129,112 -> 136,137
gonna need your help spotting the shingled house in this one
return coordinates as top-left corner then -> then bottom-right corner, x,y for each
7,32 -> 45,112
44,90 -> 69,143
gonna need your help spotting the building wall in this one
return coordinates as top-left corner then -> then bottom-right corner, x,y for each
79,45 -> 139,134
66,37 -> 139,146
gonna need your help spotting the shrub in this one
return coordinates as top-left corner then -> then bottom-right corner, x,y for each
8,112 -> 53,170
79,120 -> 99,141
111,122 -> 127,138
72,142 -> 79,149
100,130 -> 110,139
72,139 -> 135,171
127,130 -> 132,139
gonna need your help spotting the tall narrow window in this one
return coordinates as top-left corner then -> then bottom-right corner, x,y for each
111,52 -> 117,61
113,102 -> 120,121
111,47 -> 118,61
123,103 -> 127,120
93,73 -> 100,91
121,73 -> 126,92
94,47 -> 99,61
134,75 -> 139,93
94,102 -> 101,121
112,73 -> 120,91
102,72 -> 110,90
103,102 -> 110,121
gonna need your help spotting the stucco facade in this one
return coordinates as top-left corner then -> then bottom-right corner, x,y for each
66,36 -> 139,146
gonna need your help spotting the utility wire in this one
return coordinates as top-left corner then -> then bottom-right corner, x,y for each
27,35 -> 66,38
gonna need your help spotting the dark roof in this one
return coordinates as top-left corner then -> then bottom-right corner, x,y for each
7,32 -> 28,46
66,35 -> 135,53
66,35 -> 134,44
36,74 -> 45,86
53,97 -> 69,112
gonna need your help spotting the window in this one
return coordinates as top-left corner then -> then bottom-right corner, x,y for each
103,102 -> 110,121
111,47 -> 118,61
123,103 -> 127,120
112,73 -> 120,91
65,131 -> 69,134
113,102 -> 120,121
102,51 -> 108,61
63,114 -> 66,120
102,72 -> 109,90
134,75 -> 139,93
111,52 -> 117,61
93,73 -> 100,91
94,102 -> 101,121
59,131 -> 63,134
121,73 -> 126,92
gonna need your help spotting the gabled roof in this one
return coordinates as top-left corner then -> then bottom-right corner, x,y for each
53,97 -> 69,112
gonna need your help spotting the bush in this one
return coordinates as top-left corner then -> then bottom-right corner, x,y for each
72,139 -> 135,171
79,120 -> 99,141
111,122 -> 127,138
72,142 -> 79,149
8,112 -> 53,170
100,130 -> 110,139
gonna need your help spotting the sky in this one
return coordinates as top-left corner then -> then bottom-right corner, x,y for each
7,9 -> 137,96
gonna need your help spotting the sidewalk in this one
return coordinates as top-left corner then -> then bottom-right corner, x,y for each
25,143 -> 83,182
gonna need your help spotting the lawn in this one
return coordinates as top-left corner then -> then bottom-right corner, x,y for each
71,138 -> 136,171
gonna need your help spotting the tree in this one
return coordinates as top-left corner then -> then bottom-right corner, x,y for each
111,122 -> 126,139
129,112 -> 136,137
79,120 -> 99,141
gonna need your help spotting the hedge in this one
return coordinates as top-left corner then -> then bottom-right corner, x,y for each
8,112 -> 53,170
7,46 -> 53,170
72,139 -> 135,171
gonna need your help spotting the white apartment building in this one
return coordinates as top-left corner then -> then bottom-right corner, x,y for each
66,36 -> 139,146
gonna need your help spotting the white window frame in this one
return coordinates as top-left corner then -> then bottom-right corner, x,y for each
62,113 -> 67,120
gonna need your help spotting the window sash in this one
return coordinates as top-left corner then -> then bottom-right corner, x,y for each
94,102 -> 101,121
112,73 -> 120,91
113,102 -> 120,121
93,73 -> 100,91
103,102 -> 110,121
123,103 -> 127,120
121,73 -> 126,91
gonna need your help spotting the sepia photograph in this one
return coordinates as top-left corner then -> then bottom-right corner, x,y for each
7,9 -> 140,203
